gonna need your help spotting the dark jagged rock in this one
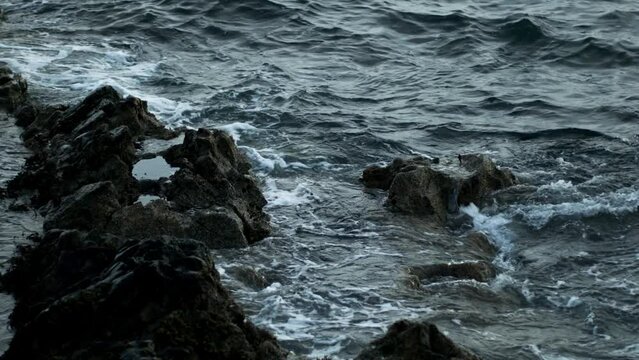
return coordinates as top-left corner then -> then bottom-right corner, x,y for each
0,64 -> 28,111
363,154 -> 516,222
43,181 -> 121,231
2,230 -> 120,327
356,320 -> 481,360
10,123 -> 139,205
8,86 -> 176,205
408,261 -> 496,283
455,154 -> 517,206
163,128 -> 271,243
2,238 -> 286,360
362,157 -> 436,190
1,73 -> 286,359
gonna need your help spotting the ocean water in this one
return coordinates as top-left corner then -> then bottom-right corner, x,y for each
1,1 -> 638,359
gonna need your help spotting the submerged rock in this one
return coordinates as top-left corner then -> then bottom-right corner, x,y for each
43,181 -> 121,231
363,154 -> 516,222
356,320 -> 481,360
408,261 -> 496,283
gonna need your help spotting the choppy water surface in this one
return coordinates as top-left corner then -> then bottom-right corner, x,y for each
1,1 -> 638,358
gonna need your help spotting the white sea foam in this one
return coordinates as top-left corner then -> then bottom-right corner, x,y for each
0,42 -> 198,126
611,344 -> 639,357
529,344 -> 577,360
264,179 -> 319,207
565,296 -> 583,308
240,147 -> 287,172
536,179 -> 576,192
217,122 -> 257,141
461,204 -> 514,269
239,146 -> 309,173
512,187 -> 639,229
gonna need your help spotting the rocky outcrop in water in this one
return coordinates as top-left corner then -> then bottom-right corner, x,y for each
356,320 -> 481,360
0,64 -> 285,359
162,128 -> 271,244
0,63 -> 484,360
363,155 -> 516,222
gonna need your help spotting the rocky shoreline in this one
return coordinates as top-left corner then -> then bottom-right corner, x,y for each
0,63 -> 487,359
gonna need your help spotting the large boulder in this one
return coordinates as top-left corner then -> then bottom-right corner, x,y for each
3,71 -> 284,360
106,200 -> 249,249
363,154 -> 516,222
163,129 -> 271,243
356,320 -> 481,360
43,181 -> 121,231
2,238 -> 286,360
8,86 -> 177,206
9,124 -> 139,205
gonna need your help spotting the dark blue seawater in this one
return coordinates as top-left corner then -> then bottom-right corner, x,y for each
1,1 -> 638,358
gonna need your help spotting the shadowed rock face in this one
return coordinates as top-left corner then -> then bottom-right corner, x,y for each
2,236 -> 285,360
8,85 -> 176,206
106,200 -> 250,249
43,181 -> 121,231
1,70 -> 286,359
363,154 -> 516,222
356,320 -> 481,360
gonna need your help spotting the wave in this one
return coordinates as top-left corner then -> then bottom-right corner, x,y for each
377,10 -> 473,35
426,124 -> 613,141
546,37 -> 639,68
511,186 -> 639,229
496,17 -> 554,44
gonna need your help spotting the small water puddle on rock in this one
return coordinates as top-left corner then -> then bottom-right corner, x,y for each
132,156 -> 178,181
136,195 -> 162,206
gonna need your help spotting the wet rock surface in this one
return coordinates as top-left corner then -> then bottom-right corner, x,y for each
363,154 -> 516,223
3,236 -> 285,360
162,128 -> 271,244
356,320 -> 481,360
0,69 -> 286,359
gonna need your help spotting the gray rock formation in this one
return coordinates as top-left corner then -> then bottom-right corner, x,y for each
356,320 -> 481,360
363,154 -> 516,222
